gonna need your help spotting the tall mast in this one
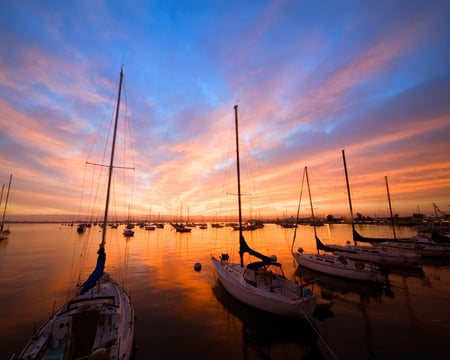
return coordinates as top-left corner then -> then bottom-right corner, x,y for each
1,174 -> 12,231
385,176 -> 397,240
0,184 -> 4,211
304,166 -> 319,254
342,150 -> 356,241
234,105 -> 245,266
291,168 -> 306,251
101,67 -> 123,246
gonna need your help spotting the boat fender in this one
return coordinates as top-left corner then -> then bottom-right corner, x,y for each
355,262 -> 364,270
297,247 -> 304,253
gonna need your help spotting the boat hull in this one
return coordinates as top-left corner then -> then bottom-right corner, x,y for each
211,257 -> 316,318
372,241 -> 450,257
18,274 -> 134,360
292,251 -> 383,282
330,245 -> 421,267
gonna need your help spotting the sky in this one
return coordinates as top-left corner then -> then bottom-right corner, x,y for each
0,0 -> 449,221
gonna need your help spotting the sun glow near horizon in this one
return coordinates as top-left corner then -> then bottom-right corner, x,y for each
0,1 -> 449,220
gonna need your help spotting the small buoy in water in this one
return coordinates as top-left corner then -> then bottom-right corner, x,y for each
194,262 -> 202,271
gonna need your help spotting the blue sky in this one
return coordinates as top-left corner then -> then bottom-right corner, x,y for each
1,0 -> 449,220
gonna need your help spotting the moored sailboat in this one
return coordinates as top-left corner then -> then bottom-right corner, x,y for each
318,150 -> 421,268
211,105 -> 316,318
18,67 -> 135,360
353,175 -> 450,257
292,166 -> 383,282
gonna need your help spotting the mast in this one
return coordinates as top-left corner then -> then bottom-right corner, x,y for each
0,184 -> 4,215
385,176 -> 397,240
342,150 -> 356,243
304,166 -> 320,254
291,168 -> 306,251
233,105 -> 273,266
234,105 -> 245,266
1,174 -> 12,232
101,67 -> 123,246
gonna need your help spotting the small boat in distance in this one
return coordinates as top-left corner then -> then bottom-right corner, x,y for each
212,105 -> 316,318
171,223 -> 192,232
18,67 -> 135,359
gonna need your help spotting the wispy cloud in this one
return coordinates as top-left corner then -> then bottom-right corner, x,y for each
0,1 -> 449,220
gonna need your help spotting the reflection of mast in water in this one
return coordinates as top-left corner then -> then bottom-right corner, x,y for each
212,281 -> 323,359
359,295 -> 375,359
295,265 -> 395,358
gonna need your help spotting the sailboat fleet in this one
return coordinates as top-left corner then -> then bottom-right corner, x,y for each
4,68 -> 449,357
308,150 -> 422,269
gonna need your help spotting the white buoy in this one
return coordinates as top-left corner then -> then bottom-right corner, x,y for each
194,262 -> 202,271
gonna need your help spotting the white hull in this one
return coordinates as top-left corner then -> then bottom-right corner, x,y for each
372,241 -> 450,257
18,274 -> 134,360
292,251 -> 383,282
211,257 -> 316,318
329,244 -> 421,267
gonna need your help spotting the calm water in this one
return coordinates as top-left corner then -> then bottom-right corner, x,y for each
1,223 -> 449,359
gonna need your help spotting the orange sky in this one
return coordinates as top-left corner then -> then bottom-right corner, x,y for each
1,1 -> 449,221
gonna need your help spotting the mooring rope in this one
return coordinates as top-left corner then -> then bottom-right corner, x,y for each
301,309 -> 339,360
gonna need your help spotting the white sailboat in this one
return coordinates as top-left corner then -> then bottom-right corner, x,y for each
353,175 -> 450,257
18,67 -> 135,359
292,166 -> 383,282
0,173 -> 12,240
211,105 -> 316,318
316,150 -> 421,268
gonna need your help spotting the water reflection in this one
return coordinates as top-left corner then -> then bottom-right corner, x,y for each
212,280 -> 324,359
2,223 -> 449,359
294,265 -> 388,300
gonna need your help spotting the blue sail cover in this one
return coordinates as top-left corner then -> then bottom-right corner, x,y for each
80,245 -> 106,294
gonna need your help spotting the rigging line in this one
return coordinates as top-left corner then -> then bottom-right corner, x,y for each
302,313 -> 339,360
87,163 -> 105,223
291,167 -> 306,251
85,76 -> 119,166
86,161 -> 135,170
121,77 -> 136,170
241,126 -> 278,217
0,184 -> 4,209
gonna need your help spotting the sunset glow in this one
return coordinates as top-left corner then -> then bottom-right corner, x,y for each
1,1 -> 449,220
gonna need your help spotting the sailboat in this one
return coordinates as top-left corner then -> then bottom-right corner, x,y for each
315,150 -> 421,268
211,105 -> 316,318
353,174 -> 450,257
292,166 -> 383,282
18,67 -> 135,359
0,173 -> 12,240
